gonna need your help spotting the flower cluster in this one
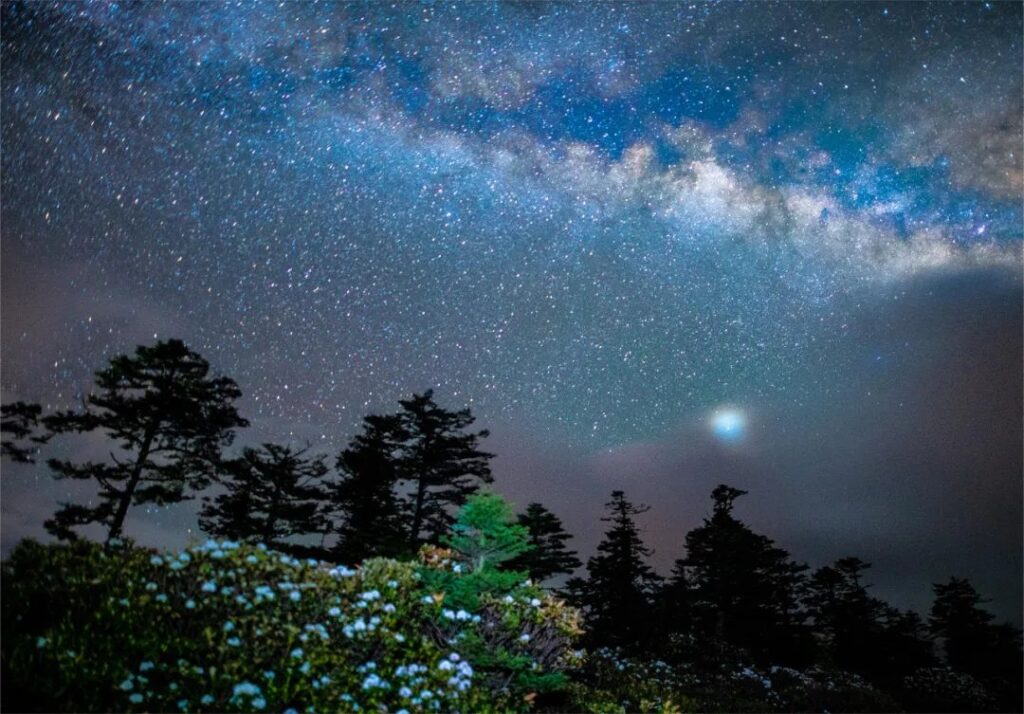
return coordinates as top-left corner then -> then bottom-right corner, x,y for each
2,537 -> 582,713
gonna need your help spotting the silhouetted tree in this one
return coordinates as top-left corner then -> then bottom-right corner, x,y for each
806,557 -> 902,678
929,577 -> 995,676
1,401 -> 50,463
42,340 -> 247,541
656,558 -> 694,643
874,607 -> 936,684
567,490 -> 661,650
506,502 -> 582,584
199,443 -> 330,552
395,390 -> 494,548
329,414 -> 409,563
680,484 -> 812,665
929,577 -> 1023,709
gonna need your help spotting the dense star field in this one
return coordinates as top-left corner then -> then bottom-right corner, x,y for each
1,2 -> 1021,621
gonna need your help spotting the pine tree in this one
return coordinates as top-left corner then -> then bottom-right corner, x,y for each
1,401 -> 50,463
43,339 -> 247,541
506,502 -> 582,584
681,484 -> 811,665
874,607 -> 936,684
445,491 -> 531,573
423,492 -> 532,611
329,413 -> 409,563
395,390 -> 494,548
806,557 -> 888,676
199,443 -> 330,552
929,577 -> 1023,708
928,577 -> 997,676
568,490 -> 660,650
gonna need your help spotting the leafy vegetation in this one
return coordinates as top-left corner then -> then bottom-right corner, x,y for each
2,338 -> 1021,712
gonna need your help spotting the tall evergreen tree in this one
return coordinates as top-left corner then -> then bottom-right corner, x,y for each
199,443 -> 330,551
395,390 -> 494,548
680,484 -> 811,665
329,413 -> 409,563
874,607 -> 936,684
43,340 -> 247,541
806,557 -> 901,677
1,401 -> 50,463
506,502 -> 582,584
657,558 -> 694,642
567,490 -> 660,650
929,577 -> 1023,708
928,577 -> 994,676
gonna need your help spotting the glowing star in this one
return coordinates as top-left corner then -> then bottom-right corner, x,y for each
710,408 -> 746,442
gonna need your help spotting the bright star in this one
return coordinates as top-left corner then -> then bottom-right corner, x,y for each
711,407 -> 747,442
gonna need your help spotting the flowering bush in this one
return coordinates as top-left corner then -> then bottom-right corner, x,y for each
562,648 -> 902,713
899,667 -> 998,713
1,537 -> 580,713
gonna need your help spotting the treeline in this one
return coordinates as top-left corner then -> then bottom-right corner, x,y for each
2,338 -> 1022,710
0,339 -> 578,574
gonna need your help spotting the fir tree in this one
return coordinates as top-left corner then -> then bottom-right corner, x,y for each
329,413 -> 408,563
199,443 -> 330,552
395,390 -> 494,548
506,502 -> 582,584
1,401 -> 50,463
806,558 -> 881,670
568,490 -> 660,650
43,340 -> 247,541
423,491 -> 532,610
445,491 -> 531,573
929,577 -> 994,675
681,484 -> 811,665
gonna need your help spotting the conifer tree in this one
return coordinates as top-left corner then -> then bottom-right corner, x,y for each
199,443 -> 330,551
567,490 -> 660,650
874,607 -> 936,684
329,414 -> 409,563
681,484 -> 811,665
43,339 -> 247,541
506,502 -> 582,584
395,390 -> 494,548
422,492 -> 532,610
1,401 -> 49,463
806,557 -> 896,677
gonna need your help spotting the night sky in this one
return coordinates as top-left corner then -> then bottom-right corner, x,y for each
2,2 -> 1021,622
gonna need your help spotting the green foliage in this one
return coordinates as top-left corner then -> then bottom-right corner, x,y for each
565,649 -> 901,714
1,538 -> 581,713
419,493 -> 531,611
445,492 -> 531,573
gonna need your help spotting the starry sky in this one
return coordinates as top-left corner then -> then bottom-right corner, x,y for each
2,2 -> 1021,622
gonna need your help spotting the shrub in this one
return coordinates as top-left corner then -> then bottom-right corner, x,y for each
899,666 -> 998,713
1,537 -> 580,713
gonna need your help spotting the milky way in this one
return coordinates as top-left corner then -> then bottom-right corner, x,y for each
2,2 -> 1021,620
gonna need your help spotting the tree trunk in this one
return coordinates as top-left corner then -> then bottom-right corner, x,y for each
264,483 -> 281,545
107,424 -> 156,542
409,476 -> 427,547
